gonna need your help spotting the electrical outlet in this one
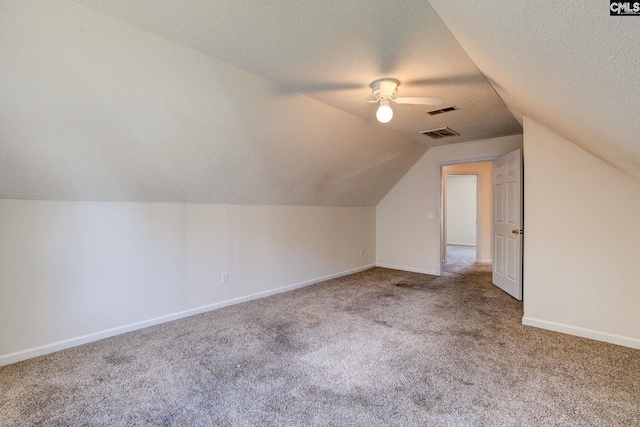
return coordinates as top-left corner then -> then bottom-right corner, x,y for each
428,212 -> 435,220
360,249 -> 365,257
221,272 -> 229,284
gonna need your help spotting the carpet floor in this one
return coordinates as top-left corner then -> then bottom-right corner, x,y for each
444,245 -> 477,272
1,263 -> 639,426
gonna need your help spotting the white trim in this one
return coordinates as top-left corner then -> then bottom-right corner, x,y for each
522,317 -> 640,350
0,264 -> 375,366
446,242 -> 477,247
376,263 -> 438,276
479,258 -> 493,263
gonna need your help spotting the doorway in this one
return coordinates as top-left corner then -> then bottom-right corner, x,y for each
439,161 -> 494,274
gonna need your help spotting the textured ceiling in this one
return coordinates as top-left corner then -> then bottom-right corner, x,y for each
429,0 -> 640,182
0,0 -> 522,205
72,0 -> 522,147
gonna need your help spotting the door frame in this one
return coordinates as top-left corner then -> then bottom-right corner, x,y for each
436,156 -> 497,276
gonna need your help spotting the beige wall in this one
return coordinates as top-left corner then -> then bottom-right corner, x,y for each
0,201 -> 375,364
522,118 -> 640,349
376,135 -> 523,275
443,162 -> 493,262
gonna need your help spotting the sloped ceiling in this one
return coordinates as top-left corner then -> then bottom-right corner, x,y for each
429,1 -> 640,182
0,0 -> 521,205
71,0 -> 522,147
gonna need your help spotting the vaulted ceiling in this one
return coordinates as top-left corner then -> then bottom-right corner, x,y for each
1,1 -> 636,206
429,1 -> 640,183
70,0 -> 522,146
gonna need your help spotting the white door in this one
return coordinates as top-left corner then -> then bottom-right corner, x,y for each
492,149 -> 523,300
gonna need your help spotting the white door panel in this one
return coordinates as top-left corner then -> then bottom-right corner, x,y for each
493,149 -> 523,300
494,235 -> 504,274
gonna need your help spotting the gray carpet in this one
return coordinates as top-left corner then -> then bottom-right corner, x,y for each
444,245 -> 477,274
1,263 -> 639,426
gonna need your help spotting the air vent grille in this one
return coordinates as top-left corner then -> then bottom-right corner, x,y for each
427,106 -> 458,115
420,127 -> 460,139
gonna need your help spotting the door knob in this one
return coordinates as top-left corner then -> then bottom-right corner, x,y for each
512,229 -> 523,234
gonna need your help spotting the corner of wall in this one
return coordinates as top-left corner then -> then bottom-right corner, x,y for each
376,134 -> 523,275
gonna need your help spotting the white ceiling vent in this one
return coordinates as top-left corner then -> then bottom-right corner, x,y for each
419,127 -> 460,139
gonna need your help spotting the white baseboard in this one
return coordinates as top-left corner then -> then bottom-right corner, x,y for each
522,317 -> 640,350
376,263 -> 439,276
447,242 -> 476,247
0,264 -> 375,366
479,258 -> 493,263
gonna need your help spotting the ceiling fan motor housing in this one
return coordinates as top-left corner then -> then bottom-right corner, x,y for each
370,78 -> 399,100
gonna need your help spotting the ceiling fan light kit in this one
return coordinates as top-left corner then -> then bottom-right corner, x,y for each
368,78 -> 443,123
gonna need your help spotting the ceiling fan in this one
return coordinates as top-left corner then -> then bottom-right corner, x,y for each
366,78 -> 443,123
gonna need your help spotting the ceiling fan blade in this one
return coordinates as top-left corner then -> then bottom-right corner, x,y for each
337,100 -> 379,105
394,96 -> 443,105
277,82 -> 366,94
